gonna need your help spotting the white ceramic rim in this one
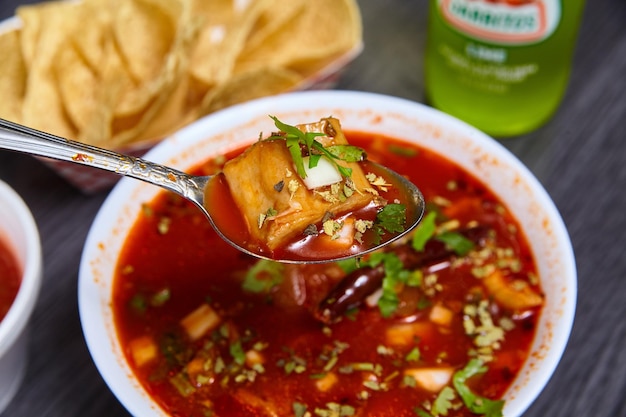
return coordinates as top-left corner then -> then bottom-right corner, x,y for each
0,180 -> 42,357
79,90 -> 576,417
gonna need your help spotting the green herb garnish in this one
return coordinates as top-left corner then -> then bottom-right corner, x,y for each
314,402 -> 356,417
432,386 -> 456,416
411,211 -> 475,255
229,340 -> 246,366
370,252 -> 412,317
372,203 -> 406,245
269,116 -> 365,179
376,203 -> 406,233
436,231 -> 475,256
325,144 -> 366,162
293,402 -> 308,417
412,211 -> 437,251
453,359 -> 504,417
335,257 -> 361,274
405,347 -> 421,362
414,408 -> 434,417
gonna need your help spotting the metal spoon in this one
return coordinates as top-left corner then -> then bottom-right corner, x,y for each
0,118 -> 425,264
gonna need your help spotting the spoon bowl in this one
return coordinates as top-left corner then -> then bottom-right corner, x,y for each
0,118 -> 424,263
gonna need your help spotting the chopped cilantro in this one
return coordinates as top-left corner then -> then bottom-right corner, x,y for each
374,252 -> 412,317
335,258 -> 361,274
314,403 -> 355,417
242,259 -> 284,293
269,116 -> 364,180
436,231 -> 474,256
378,287 -> 399,318
270,115 -> 324,178
293,402 -> 308,417
265,207 -> 278,217
453,359 -> 504,417
412,211 -> 474,255
325,144 -> 366,162
405,347 -> 421,362
372,203 -> 407,244
432,386 -> 456,416
229,340 -> 246,366
376,203 -> 406,233
412,211 -> 437,251
414,408 -> 434,417
406,270 -> 423,287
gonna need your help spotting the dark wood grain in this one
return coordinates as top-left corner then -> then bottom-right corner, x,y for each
1,1 -> 625,416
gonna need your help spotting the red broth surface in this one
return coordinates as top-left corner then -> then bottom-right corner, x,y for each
113,133 -> 542,417
0,236 -> 21,322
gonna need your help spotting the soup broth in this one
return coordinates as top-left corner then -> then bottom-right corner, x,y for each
113,132 -> 542,417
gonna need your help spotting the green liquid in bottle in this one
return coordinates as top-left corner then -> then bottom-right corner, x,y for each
425,0 -> 585,137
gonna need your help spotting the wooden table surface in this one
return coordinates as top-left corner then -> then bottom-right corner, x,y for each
1,0 -> 625,416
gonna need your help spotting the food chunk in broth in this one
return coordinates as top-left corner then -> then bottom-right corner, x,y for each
222,117 -> 375,251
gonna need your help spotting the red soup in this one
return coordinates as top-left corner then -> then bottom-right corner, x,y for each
0,236 -> 21,322
113,132 -> 543,417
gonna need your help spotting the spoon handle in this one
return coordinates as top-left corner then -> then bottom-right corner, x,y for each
0,118 -> 203,198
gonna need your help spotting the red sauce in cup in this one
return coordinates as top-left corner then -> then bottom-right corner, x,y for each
0,236 -> 21,322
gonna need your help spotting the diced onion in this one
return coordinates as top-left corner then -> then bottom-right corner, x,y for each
129,335 -> 158,367
429,304 -> 454,327
245,349 -> 265,367
301,157 -> 342,189
385,322 -> 433,346
180,303 -> 221,341
404,367 -> 453,392
315,372 -> 338,392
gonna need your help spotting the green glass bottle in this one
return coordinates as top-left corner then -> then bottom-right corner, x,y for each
424,0 -> 586,137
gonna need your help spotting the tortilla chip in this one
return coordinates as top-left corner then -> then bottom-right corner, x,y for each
54,45 -> 101,135
243,0 -> 306,52
130,73 -> 196,143
18,1 -> 80,139
188,0 -> 269,87
111,14 -> 200,146
0,30 -> 27,123
112,0 -> 180,83
67,0 -> 113,73
235,0 -> 361,77
200,66 -> 302,116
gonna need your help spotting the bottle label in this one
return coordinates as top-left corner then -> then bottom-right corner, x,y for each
438,0 -> 561,45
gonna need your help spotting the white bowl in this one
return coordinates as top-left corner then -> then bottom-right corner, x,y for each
78,90 -> 576,416
0,180 -> 42,413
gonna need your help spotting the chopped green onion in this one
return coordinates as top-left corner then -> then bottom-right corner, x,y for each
150,288 -> 170,307
242,259 -> 284,293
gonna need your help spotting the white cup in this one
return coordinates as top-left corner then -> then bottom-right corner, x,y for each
0,180 -> 42,413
